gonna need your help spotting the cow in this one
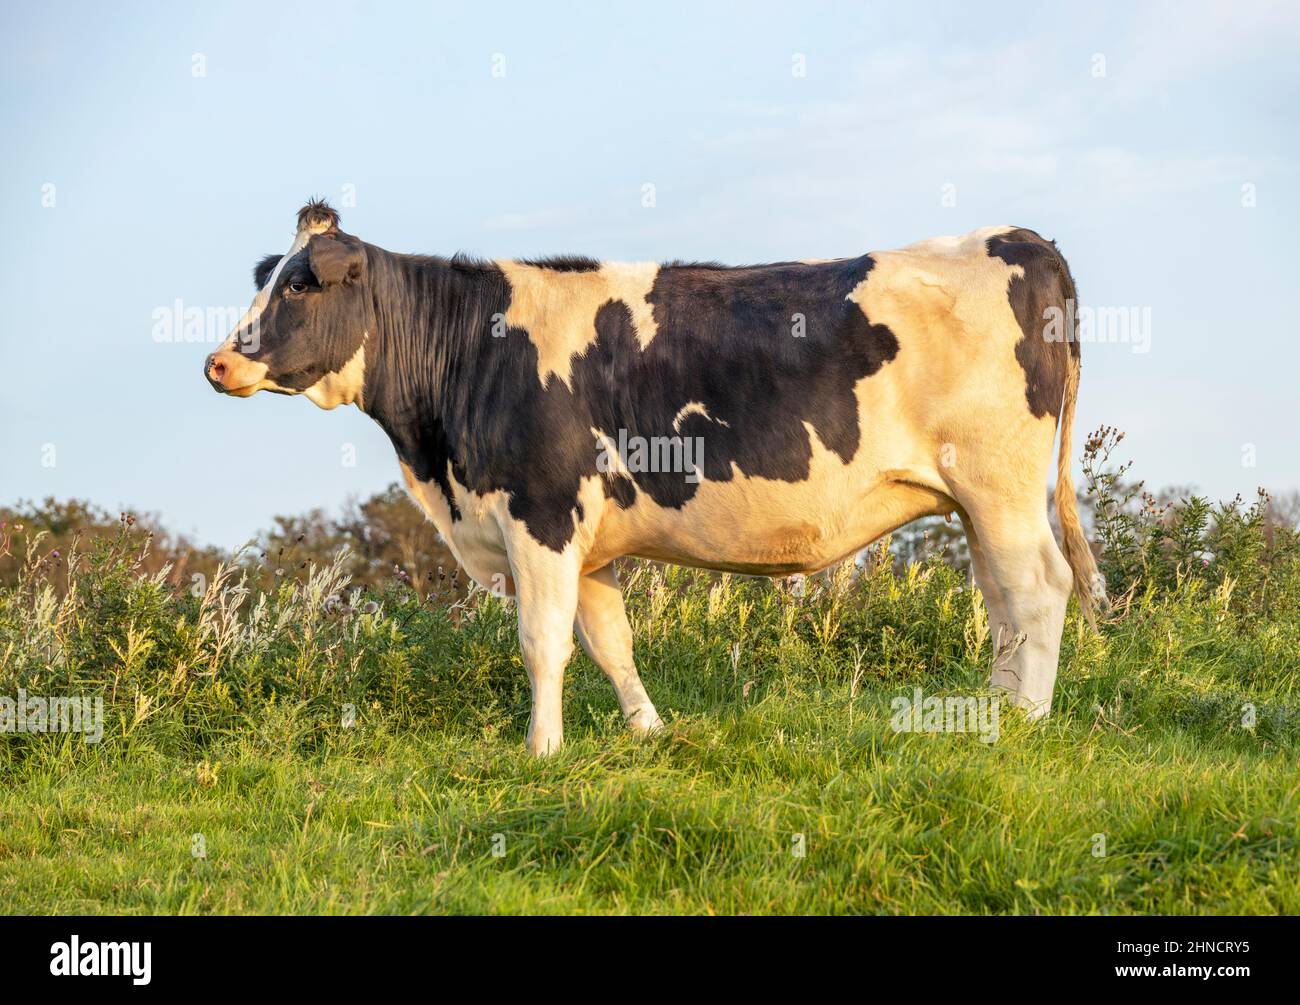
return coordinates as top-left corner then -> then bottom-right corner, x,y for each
205,199 -> 1103,754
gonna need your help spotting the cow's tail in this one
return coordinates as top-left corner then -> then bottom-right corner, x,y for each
1051,256 -> 1105,629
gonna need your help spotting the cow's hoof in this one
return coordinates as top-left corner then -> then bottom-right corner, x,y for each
1008,692 -> 1052,721
988,685 -> 1052,723
626,707 -> 666,736
525,733 -> 563,756
1021,701 -> 1052,722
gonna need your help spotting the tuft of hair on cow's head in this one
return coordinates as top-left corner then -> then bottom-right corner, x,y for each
249,200 -> 349,289
206,198 -> 373,409
297,197 -> 340,235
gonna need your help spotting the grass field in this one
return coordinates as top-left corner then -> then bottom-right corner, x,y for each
3,480 -> 1299,914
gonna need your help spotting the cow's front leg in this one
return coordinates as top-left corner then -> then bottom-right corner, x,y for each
575,564 -> 664,736
507,535 -> 581,756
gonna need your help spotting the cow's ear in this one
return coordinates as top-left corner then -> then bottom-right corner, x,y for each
253,254 -> 280,289
308,236 -> 366,286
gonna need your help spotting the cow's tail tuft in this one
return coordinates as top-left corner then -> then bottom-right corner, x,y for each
1053,275 -> 1106,629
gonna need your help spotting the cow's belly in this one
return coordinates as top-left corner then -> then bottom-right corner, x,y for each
403,393 -> 958,581
589,456 -> 955,576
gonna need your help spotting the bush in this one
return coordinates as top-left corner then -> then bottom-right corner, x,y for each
2,427 -> 1298,765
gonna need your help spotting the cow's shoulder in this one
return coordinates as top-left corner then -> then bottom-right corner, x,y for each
497,258 -> 662,386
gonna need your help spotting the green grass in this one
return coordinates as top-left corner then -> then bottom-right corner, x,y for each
2,536 -> 1298,914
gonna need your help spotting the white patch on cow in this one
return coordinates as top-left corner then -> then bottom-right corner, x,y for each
670,401 -> 729,432
498,260 -> 661,388
304,336 -> 367,410
400,461 -> 514,592
896,224 -> 1017,256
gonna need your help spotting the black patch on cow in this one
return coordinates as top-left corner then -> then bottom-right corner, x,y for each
517,255 -> 602,273
600,471 -> 637,509
660,259 -> 729,269
986,228 -> 1078,421
620,258 -> 899,506
253,253 -> 280,289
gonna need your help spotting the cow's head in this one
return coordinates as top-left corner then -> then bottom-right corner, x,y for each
205,200 -> 372,409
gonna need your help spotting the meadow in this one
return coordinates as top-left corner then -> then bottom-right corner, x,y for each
1,430 -> 1298,915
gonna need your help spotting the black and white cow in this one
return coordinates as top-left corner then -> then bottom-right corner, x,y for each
206,200 -> 1103,754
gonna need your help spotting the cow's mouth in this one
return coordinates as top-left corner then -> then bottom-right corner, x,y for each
205,351 -> 270,396
218,382 -> 262,397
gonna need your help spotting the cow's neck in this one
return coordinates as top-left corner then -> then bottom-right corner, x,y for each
359,247 -> 512,511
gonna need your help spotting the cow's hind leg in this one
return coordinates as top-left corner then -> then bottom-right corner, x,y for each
961,503 -> 1072,718
575,564 -> 664,735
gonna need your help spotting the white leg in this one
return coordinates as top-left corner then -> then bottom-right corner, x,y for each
965,507 -> 1072,718
507,535 -> 581,755
575,565 -> 664,735
961,511 -> 1010,639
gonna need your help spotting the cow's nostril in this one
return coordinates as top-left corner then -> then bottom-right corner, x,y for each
207,356 -> 226,384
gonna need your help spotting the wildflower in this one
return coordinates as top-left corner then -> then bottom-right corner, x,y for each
362,601 -> 380,615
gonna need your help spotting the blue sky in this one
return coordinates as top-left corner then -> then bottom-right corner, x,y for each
2,0 -> 1297,547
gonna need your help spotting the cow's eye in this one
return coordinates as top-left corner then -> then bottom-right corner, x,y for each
287,281 -> 307,294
